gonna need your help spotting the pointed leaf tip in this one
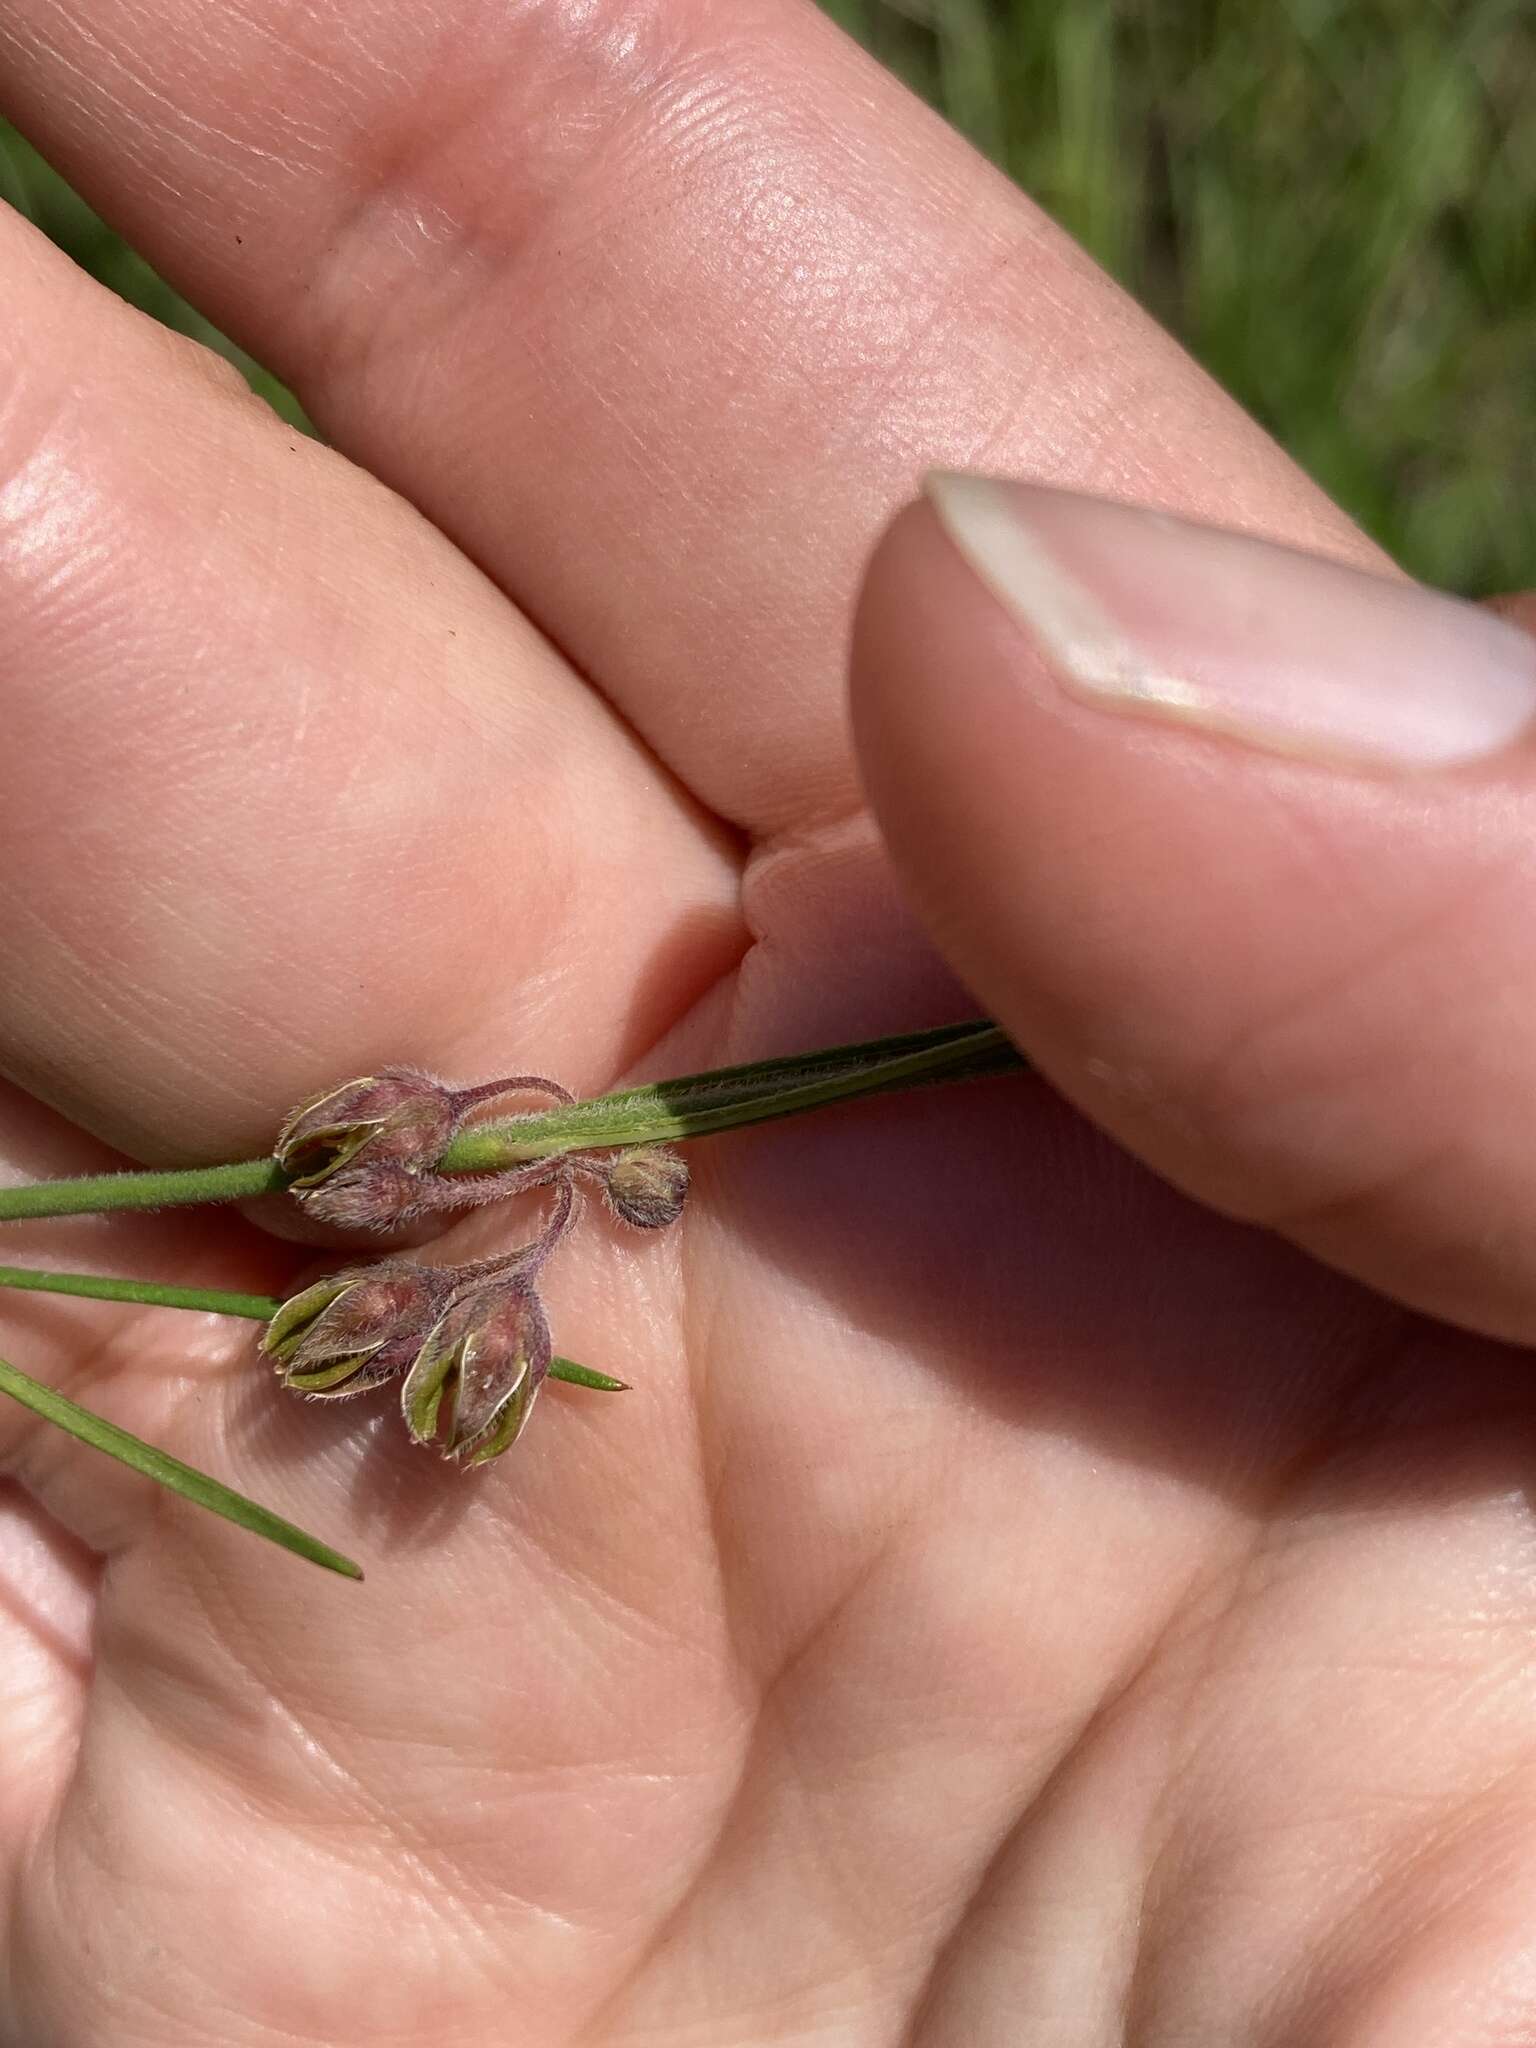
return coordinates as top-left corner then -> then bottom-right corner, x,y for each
0,1354 -> 364,1579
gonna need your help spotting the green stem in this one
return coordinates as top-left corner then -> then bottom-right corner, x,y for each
0,1264 -> 625,1392
0,1020 -> 1024,1222
0,1157 -> 282,1220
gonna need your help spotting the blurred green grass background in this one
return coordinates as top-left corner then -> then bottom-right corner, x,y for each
2,0 -> 1531,593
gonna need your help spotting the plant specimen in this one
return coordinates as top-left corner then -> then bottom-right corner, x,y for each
0,1022 -> 1021,1576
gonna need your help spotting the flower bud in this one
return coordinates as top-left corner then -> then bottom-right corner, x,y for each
262,1259 -> 453,1397
603,1146 -> 690,1230
401,1276 -> 553,1465
275,1069 -> 456,1190
292,1158 -> 425,1234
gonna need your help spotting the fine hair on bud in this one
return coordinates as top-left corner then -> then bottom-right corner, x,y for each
293,1158 -> 430,1233
275,1068 -> 457,1191
400,1274 -> 554,1465
602,1147 -> 690,1230
262,1259 -> 457,1398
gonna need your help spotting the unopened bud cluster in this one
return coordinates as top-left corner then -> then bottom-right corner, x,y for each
263,1250 -> 556,1464
265,1066 -> 690,1464
275,1068 -> 527,1230
274,1068 -> 690,1236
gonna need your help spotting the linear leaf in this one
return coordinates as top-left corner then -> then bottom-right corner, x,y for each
0,1354 -> 363,1579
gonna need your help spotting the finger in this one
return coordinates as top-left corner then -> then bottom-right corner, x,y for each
850,477 -> 1536,1340
0,207 -> 740,1164
0,0 -> 1384,838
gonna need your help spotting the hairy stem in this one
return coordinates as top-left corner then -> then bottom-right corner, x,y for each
0,1158 -> 281,1220
0,1020 -> 1024,1223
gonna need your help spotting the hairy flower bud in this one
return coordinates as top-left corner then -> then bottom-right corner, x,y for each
400,1276 -> 553,1465
603,1146 -> 690,1230
277,1068 -> 587,1231
275,1069 -> 456,1191
293,1158 -> 427,1234
262,1259 -> 453,1397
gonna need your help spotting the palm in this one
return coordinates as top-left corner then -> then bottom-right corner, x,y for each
1,4 -> 1521,2043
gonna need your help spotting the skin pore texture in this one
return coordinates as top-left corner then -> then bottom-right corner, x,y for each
0,2 -> 1534,2043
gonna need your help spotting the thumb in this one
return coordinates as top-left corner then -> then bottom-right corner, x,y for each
850,476 -> 1536,1341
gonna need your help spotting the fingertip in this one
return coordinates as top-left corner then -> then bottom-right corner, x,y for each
850,490 -> 1028,828
848,481 -> 1536,1343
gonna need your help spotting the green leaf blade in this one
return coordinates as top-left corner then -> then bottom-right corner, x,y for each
445,1021 -> 1023,1168
548,1357 -> 630,1392
0,1354 -> 363,1580
0,1264 -> 280,1320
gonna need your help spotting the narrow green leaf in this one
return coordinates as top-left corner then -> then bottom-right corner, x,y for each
0,1263 -> 281,1320
0,131 -> 30,219
0,1354 -> 363,1579
445,1021 -> 1023,1168
547,1357 -> 630,1392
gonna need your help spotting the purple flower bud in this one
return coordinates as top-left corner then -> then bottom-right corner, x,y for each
275,1068 -> 456,1191
292,1158 -> 426,1234
262,1259 -> 453,1398
278,1068 -> 586,1232
400,1275 -> 553,1465
602,1146 -> 690,1230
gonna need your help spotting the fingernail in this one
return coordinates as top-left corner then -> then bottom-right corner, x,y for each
924,472 -> 1536,771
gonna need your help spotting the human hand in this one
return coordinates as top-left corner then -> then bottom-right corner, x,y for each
1,2 -> 1530,2042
